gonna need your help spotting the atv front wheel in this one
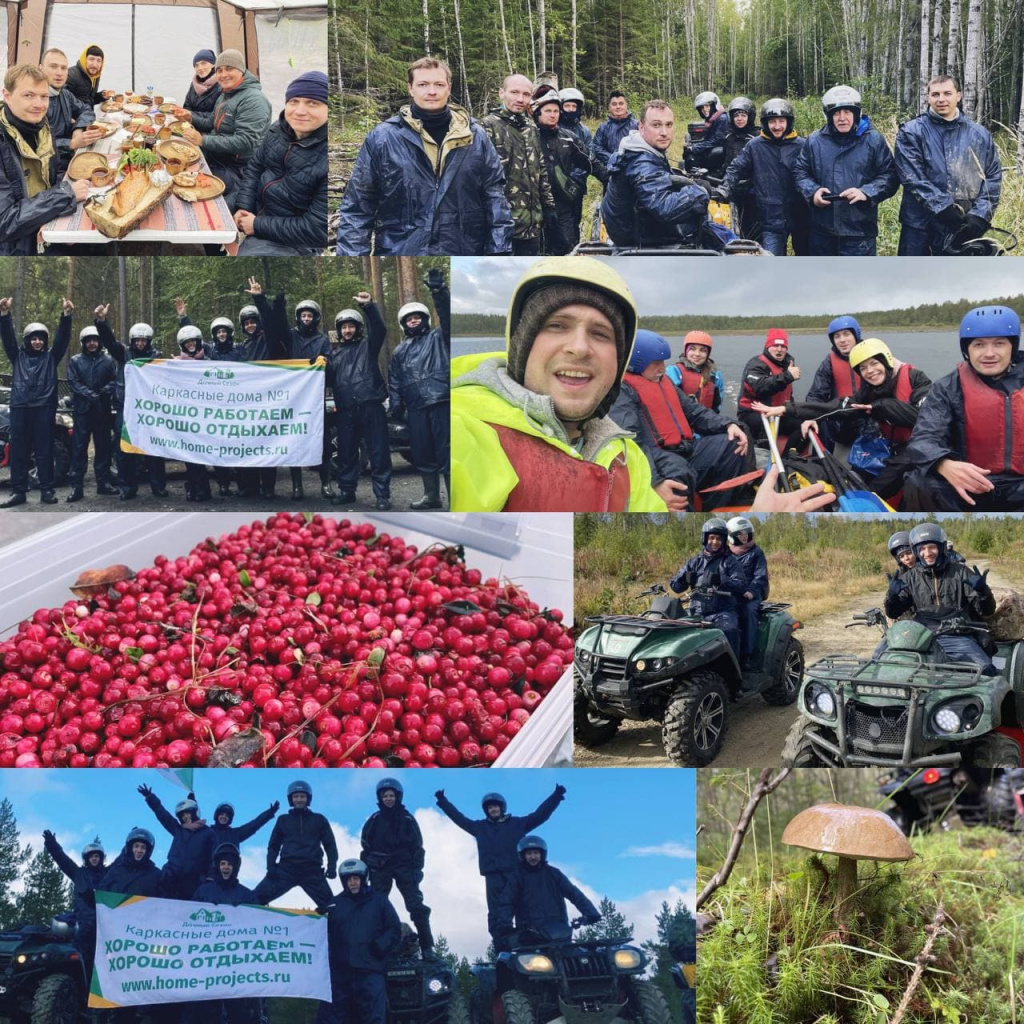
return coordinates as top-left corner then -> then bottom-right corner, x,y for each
631,979 -> 673,1024
968,732 -> 1022,768
448,989 -> 472,1024
761,637 -> 804,706
573,695 -> 621,746
31,973 -> 79,1024
662,671 -> 729,767
469,983 -> 494,1024
781,719 -> 831,767
501,990 -> 537,1024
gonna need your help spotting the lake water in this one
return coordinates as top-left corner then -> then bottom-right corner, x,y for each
453,330 -> 957,405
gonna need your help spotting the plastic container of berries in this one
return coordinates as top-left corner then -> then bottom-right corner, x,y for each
0,512 -> 572,768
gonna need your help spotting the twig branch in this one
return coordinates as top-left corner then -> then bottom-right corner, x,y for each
696,765 -> 792,910
889,905 -> 947,1024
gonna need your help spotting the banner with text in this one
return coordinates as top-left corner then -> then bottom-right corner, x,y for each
90,892 -> 330,1007
122,359 -> 325,467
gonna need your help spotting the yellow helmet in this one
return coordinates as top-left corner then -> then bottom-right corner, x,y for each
849,337 -> 894,371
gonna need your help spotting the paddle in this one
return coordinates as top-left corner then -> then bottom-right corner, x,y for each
759,413 -> 791,492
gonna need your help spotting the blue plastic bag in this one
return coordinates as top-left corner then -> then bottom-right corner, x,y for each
849,431 -> 891,475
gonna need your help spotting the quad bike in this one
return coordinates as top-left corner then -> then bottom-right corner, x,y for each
783,609 -> 1024,769
387,927 -> 470,1024
574,583 -> 804,766
670,963 -> 696,1024
0,394 -> 74,490
0,916 -> 89,1024
572,208 -> 770,256
878,766 -> 1024,834
469,919 -> 670,1024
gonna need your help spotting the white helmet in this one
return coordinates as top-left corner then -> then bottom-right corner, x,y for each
694,91 -> 720,114
129,323 -> 154,342
398,302 -> 431,328
726,516 -> 754,545
79,326 -> 100,343
559,87 -> 584,107
177,325 -> 203,351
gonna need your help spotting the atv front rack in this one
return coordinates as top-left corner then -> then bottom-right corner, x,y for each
585,614 -> 708,631
810,651 -> 985,688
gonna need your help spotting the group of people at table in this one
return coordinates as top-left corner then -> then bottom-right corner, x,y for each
0,44 -> 327,254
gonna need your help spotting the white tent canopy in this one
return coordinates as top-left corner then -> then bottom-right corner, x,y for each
4,0 -> 326,114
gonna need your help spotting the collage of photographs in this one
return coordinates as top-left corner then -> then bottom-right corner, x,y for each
0,0 -> 1022,1019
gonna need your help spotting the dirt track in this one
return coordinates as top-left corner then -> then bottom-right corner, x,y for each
572,562 -> 1021,769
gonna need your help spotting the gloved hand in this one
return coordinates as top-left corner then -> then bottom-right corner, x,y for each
43,829 -> 55,843
554,784 -> 566,798
325,866 -> 337,880
435,790 -> 445,802
887,573 -> 907,598
712,186 -> 730,202
936,203 -> 965,230
138,784 -> 153,798
969,565 -> 991,592
959,214 -> 990,241
684,570 -> 698,589
425,268 -> 445,292
585,913 -> 602,925
269,801 -> 280,815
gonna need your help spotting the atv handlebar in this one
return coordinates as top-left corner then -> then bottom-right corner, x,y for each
848,608 -> 886,628
639,583 -> 668,598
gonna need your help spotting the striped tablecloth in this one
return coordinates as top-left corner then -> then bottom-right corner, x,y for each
41,120 -> 238,247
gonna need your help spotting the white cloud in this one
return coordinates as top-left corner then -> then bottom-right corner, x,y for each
620,843 -> 696,861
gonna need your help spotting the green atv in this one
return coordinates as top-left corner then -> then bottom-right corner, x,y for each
574,583 -> 804,766
783,609 -> 1024,769
0,917 -> 88,1024
469,919 -> 670,1024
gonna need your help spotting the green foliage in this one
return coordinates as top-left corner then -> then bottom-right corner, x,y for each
0,798 -> 28,930
577,895 -> 634,942
13,848 -> 73,928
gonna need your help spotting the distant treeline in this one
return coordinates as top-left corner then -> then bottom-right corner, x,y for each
452,293 -> 1024,337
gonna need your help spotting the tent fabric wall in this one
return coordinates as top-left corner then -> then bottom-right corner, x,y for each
253,6 -> 325,116
1,4 -> 9,75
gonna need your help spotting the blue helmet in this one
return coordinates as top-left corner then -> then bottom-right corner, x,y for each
125,827 -> 155,853
376,777 -> 403,801
287,780 -> 313,805
959,305 -> 1020,362
481,792 -> 507,815
627,329 -> 671,375
517,835 -> 548,862
827,316 -> 862,348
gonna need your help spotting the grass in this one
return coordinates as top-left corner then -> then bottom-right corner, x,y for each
698,826 -> 1024,1023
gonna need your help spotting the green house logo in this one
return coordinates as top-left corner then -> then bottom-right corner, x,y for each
203,367 -> 235,381
188,908 -> 226,924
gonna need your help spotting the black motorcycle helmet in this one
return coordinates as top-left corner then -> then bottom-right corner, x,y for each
701,517 -> 728,552
909,523 -> 947,570
887,531 -> 913,562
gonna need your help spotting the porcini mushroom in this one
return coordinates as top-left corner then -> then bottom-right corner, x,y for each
781,803 -> 913,923
70,565 -> 136,599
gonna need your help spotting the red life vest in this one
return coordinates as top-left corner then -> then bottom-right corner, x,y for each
739,354 -> 793,409
676,364 -> 716,409
489,424 -> 631,511
958,363 -> 1024,475
829,351 -> 861,399
623,373 -> 695,447
877,364 -> 915,445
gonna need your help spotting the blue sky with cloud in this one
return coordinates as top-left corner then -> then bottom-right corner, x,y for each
0,769 -> 695,960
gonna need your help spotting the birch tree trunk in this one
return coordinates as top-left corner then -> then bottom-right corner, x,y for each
117,259 -> 128,346
919,0 -> 931,104
537,0 -> 547,79
946,0 -> 961,77
930,0 -> 943,76
451,0 -> 472,113
1016,64 -> 1024,169
571,0 -> 578,84
497,0 -> 514,75
422,0 -> 430,54
963,0 -> 983,116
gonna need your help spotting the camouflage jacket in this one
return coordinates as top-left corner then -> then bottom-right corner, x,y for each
481,106 -> 555,241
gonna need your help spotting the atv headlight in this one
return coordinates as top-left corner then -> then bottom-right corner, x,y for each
15,955 -> 26,964
634,657 -> 676,674
427,979 -> 446,993
613,949 -> 642,969
932,707 -> 962,734
517,954 -> 555,973
807,684 -> 835,719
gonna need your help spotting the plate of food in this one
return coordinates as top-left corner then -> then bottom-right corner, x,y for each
67,152 -> 111,181
171,170 -> 225,202
155,139 -> 202,173
90,120 -> 122,139
123,102 -> 149,115
100,99 -> 123,113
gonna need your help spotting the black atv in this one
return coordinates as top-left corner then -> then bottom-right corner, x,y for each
575,583 -> 803,766
386,938 -> 470,1024
469,920 -> 671,1024
0,917 -> 88,1024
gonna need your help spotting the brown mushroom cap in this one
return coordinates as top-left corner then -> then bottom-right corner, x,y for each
70,565 -> 136,598
781,803 -> 914,862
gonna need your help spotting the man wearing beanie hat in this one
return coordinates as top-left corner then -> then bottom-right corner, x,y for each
338,56 -> 512,255
736,328 -> 803,443
180,49 -> 271,209
184,49 -> 221,116
451,257 -> 668,512
234,70 -> 327,254
66,44 -> 108,107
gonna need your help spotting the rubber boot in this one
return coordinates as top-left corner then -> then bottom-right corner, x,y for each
410,473 -> 442,510
290,468 -> 304,501
411,910 -> 436,959
97,481 -> 119,496
67,485 -> 84,503
40,490 -> 58,504
0,492 -> 26,508
320,464 -> 334,500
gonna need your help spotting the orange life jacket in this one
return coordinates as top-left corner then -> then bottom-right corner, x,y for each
676,364 -> 716,409
958,363 -> 1024,475
877,364 -> 915,445
739,354 -> 792,409
623,373 -> 695,448
489,424 -> 631,511
830,350 -> 861,399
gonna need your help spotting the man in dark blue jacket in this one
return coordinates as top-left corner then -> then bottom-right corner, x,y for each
319,859 -> 401,1024
0,63 -> 87,256
331,295 -> 392,509
137,787 -> 216,900
360,778 -> 433,957
66,325 -> 118,503
669,517 -> 747,659
435,785 -> 565,942
905,304 -> 1024,511
557,87 -> 604,231
720,98 -> 808,255
593,92 -> 638,166
804,315 -> 866,449
94,307 -> 169,501
42,832 -> 105,976
894,75 -> 1002,255
210,801 -> 279,856
337,56 -> 512,255
795,86 -> 898,255
495,836 -> 600,949
601,100 -> 711,249
254,780 -> 338,908
725,516 -> 770,669
40,49 -> 103,177
0,296 -> 72,507
685,91 -> 730,174
98,827 -> 162,897
389,271 -> 449,509
235,70 -> 328,255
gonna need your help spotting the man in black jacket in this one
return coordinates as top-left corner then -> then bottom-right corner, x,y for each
330,295 -> 392,509
495,836 -> 600,950
40,49 -> 103,177
254,780 -> 337,908
94,306 -> 169,501
0,63 -> 88,256
0,295 -> 73,506
138,786 -> 216,900
319,859 -> 401,1024
209,800 -> 279,856
65,45 -> 107,107
360,778 -> 433,958
389,270 -> 449,509
435,785 -> 565,942
66,325 -> 118,502
235,70 -> 327,254
42,832 -> 105,975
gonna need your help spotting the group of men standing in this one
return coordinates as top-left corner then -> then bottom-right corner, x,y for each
338,60 -> 1004,256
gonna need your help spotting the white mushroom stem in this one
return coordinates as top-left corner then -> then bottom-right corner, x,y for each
834,855 -> 859,923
